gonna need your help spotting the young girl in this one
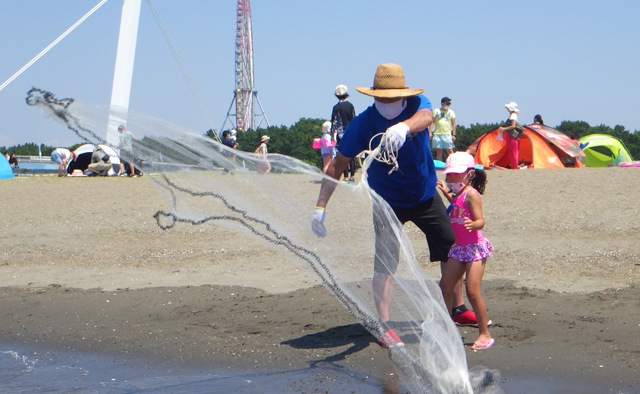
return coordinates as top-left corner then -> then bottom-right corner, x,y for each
320,121 -> 335,173
436,152 -> 494,350
254,135 -> 271,174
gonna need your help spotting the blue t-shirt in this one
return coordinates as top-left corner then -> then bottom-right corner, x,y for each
337,95 -> 436,208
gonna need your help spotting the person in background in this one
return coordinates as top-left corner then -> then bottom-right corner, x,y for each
8,154 -> 18,168
570,133 -> 580,144
312,63 -> 476,348
497,102 -> 522,169
533,114 -> 544,125
320,121 -> 335,173
230,129 -> 238,148
222,130 -> 237,149
255,135 -> 271,174
86,147 -> 112,176
3,152 -> 9,161
118,125 -> 137,176
430,97 -> 456,162
221,130 -> 238,174
50,148 -> 75,177
331,84 -> 356,183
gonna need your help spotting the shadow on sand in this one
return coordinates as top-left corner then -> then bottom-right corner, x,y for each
282,323 -> 377,364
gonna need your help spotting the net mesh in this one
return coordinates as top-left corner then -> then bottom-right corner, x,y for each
27,88 -> 503,394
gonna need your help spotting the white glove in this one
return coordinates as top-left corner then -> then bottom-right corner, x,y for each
311,207 -> 326,237
382,122 -> 409,153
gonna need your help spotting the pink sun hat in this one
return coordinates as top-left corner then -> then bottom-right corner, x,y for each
443,152 -> 476,175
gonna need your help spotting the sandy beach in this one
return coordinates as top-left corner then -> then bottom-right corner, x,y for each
1,168 -> 639,392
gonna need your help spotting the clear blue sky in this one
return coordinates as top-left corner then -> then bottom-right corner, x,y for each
1,0 -> 639,148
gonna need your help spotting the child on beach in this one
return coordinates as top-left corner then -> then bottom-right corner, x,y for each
436,152 -> 494,350
320,121 -> 336,173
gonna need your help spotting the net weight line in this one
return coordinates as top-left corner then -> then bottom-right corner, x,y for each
151,173 -> 381,335
25,88 -> 121,160
24,88 -> 381,335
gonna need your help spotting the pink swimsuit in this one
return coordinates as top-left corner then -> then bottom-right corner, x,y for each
448,189 -> 493,263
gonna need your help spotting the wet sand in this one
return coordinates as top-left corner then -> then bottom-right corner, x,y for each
1,168 -> 639,392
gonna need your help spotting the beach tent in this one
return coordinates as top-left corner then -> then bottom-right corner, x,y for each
467,124 -> 585,169
578,134 -> 633,167
68,144 -> 121,175
0,155 -> 14,179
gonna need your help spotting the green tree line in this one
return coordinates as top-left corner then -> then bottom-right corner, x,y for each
218,119 -> 639,167
4,119 -> 637,166
232,117 -> 327,168
0,142 -> 57,156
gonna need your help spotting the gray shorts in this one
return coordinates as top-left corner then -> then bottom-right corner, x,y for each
432,134 -> 454,150
50,151 -> 63,163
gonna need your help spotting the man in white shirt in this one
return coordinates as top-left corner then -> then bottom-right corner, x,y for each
50,148 -> 76,177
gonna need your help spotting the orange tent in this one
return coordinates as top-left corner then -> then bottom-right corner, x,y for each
467,124 -> 585,169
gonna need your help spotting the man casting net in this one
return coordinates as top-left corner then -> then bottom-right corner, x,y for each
26,65 -> 501,392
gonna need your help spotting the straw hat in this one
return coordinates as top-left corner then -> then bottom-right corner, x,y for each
260,135 -> 270,143
355,63 -> 424,98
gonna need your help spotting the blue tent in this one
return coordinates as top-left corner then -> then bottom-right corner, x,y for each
0,155 -> 14,179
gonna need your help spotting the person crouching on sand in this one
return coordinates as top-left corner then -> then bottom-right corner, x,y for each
437,152 -> 494,350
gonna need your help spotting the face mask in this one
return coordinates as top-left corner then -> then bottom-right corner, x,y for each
447,172 -> 472,194
447,181 -> 466,194
442,105 -> 450,110
375,99 -> 406,120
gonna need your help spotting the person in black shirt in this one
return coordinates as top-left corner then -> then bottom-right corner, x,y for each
221,130 -> 237,149
331,84 -> 356,183
8,154 -> 18,168
220,130 -> 238,174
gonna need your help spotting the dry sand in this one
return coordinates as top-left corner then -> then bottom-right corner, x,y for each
1,168 -> 639,392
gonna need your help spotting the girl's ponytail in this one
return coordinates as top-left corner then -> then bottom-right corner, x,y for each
470,169 -> 487,195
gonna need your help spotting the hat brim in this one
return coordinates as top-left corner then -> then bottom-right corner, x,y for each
442,165 -> 474,175
355,87 -> 424,98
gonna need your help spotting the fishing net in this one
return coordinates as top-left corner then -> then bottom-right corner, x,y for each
27,88 -> 503,394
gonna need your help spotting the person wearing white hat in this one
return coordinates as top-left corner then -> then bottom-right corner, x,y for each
498,102 -> 522,169
311,63 -> 476,347
320,121 -> 335,173
254,135 -> 271,174
230,129 -> 238,149
331,84 -> 356,183
222,130 -> 237,149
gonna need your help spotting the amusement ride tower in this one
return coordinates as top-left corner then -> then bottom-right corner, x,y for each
221,0 -> 269,133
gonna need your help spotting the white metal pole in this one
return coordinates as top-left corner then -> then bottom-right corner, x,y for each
107,0 -> 142,148
0,0 -> 108,93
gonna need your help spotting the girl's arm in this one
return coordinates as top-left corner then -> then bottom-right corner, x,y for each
436,180 -> 452,203
464,189 -> 485,231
